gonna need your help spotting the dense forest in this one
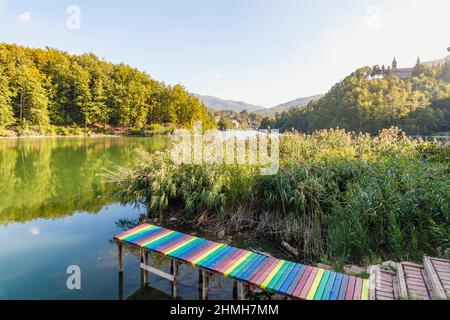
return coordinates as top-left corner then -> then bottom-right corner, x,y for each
0,43 -> 216,136
261,61 -> 450,135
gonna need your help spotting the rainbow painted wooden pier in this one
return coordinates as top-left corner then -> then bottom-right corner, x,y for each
114,223 -> 369,300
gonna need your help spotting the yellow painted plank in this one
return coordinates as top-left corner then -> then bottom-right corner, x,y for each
224,252 -> 253,277
119,225 -> 155,240
164,237 -> 197,255
306,269 -> 325,300
192,244 -> 224,266
361,279 -> 369,300
261,260 -> 286,289
141,231 -> 175,247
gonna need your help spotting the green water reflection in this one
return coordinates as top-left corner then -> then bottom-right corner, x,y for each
0,137 -> 168,224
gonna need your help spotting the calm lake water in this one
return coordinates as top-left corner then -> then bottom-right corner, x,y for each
0,136 -> 285,300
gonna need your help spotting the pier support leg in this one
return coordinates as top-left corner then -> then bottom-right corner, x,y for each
198,269 -> 203,299
237,283 -> 248,300
118,244 -> 123,273
142,251 -> 149,286
232,280 -> 238,300
172,260 -> 179,299
201,270 -> 209,300
118,271 -> 124,300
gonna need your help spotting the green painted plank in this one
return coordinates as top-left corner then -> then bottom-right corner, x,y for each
314,270 -> 331,300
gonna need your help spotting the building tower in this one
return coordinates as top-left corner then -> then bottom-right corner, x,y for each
392,57 -> 398,69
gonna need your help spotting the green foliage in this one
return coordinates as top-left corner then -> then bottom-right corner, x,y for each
214,110 -> 263,129
111,128 -> 450,264
0,43 -> 215,131
263,65 -> 450,135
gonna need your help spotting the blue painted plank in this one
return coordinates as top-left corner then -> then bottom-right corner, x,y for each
229,254 -> 259,278
278,263 -> 301,294
144,232 -> 183,250
234,255 -> 267,282
197,245 -> 234,269
241,256 -> 271,282
124,226 -> 162,243
321,272 -> 337,300
208,247 -> 241,270
337,275 -> 349,300
170,238 -> 208,259
272,262 -> 295,293
286,264 -> 307,296
329,273 -> 343,300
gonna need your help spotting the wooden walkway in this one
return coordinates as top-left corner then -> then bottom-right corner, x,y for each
114,223 -> 369,300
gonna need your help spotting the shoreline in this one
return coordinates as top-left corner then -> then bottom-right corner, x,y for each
0,132 -> 173,139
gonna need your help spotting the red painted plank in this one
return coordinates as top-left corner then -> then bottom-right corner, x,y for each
183,241 -> 216,262
353,278 -> 363,300
292,266 -> 313,297
253,259 -> 280,286
250,258 -> 278,285
115,224 -> 151,239
215,249 -> 247,273
135,229 -> 171,246
298,267 -> 319,299
157,234 -> 193,253
345,276 -> 356,300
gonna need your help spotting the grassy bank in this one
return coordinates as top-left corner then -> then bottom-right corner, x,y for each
109,128 -> 450,267
0,124 -> 174,138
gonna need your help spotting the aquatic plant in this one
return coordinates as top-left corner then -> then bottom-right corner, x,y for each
109,128 -> 450,265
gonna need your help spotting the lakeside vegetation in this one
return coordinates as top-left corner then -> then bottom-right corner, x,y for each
0,43 -> 215,137
260,62 -> 450,135
110,128 -> 449,266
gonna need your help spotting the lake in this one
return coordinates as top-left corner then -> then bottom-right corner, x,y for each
0,137 -> 242,300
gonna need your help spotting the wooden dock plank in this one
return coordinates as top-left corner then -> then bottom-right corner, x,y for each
329,273 -> 343,300
271,261 -> 295,293
298,267 -> 319,299
337,275 -> 349,300
114,224 -> 370,300
313,270 -> 331,300
321,271 -> 337,300
292,266 -> 313,297
284,264 -> 306,296
266,261 -> 291,291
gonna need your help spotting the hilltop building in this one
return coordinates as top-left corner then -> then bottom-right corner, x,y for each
386,57 -> 418,79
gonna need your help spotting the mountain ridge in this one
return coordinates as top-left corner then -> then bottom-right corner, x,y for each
195,93 -> 323,115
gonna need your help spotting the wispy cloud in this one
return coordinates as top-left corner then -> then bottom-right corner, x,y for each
18,11 -> 31,23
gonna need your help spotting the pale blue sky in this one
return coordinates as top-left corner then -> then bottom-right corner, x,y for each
1,0 -> 449,107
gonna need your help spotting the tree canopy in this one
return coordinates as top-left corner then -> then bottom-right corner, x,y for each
261,63 -> 450,135
0,43 -> 215,133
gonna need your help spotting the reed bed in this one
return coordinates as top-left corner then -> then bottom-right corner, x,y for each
109,128 -> 449,265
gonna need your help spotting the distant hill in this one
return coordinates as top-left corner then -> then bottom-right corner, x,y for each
254,94 -> 324,116
194,94 -> 266,113
423,55 -> 450,67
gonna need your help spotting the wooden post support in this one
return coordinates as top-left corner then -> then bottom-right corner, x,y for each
237,282 -> 248,300
118,244 -> 123,273
172,260 -> 179,299
202,270 -> 209,300
143,251 -> 149,286
232,280 -> 238,300
198,269 -> 203,299
118,272 -> 124,300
